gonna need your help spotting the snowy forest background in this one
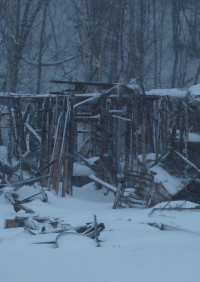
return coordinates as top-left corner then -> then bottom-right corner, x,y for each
1,0 -> 200,94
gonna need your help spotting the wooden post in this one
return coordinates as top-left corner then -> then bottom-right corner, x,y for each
156,99 -> 162,156
153,100 -> 158,160
93,214 -> 100,247
185,93 -> 189,159
134,100 -> 139,171
130,100 -> 135,171
100,99 -> 107,158
116,87 -> 122,176
0,115 -> 2,146
68,94 -> 75,196
124,100 -> 131,172
97,53 -> 102,83
19,138 -> 23,181
7,98 -> 13,166
142,99 -> 147,171
53,99 -> 66,194
162,99 -> 167,154
62,138 -> 69,196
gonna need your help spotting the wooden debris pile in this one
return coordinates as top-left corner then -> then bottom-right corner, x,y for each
4,214 -> 105,243
1,81 -> 200,207
149,149 -> 200,205
2,183 -> 48,213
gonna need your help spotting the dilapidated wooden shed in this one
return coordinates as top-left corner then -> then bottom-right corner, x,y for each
1,81 -> 200,208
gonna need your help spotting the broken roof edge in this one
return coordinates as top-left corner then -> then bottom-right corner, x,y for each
145,84 -> 200,100
150,149 -> 200,197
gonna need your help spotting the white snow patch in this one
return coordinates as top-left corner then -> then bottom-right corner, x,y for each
73,162 -> 94,176
150,166 -> 184,195
146,88 -> 187,98
73,182 -> 115,202
189,84 -> 200,96
0,189 -> 200,282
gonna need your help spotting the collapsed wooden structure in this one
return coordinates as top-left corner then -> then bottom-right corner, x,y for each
1,81 -> 200,207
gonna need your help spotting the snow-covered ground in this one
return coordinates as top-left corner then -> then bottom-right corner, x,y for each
0,183 -> 200,282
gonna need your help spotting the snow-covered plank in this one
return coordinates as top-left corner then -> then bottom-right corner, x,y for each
146,88 -> 188,98
73,96 -> 100,109
89,174 -> 117,193
112,115 -> 131,122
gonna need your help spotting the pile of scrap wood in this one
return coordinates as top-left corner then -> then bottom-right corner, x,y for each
4,215 -> 105,241
149,149 -> 200,206
111,149 -> 200,209
1,181 -> 49,214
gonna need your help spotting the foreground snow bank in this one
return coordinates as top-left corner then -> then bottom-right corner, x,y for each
0,188 -> 200,282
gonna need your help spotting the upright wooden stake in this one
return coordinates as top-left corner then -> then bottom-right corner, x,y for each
185,93 -> 189,159
124,100 -> 131,172
68,94 -> 75,196
142,99 -> 147,171
134,101 -> 139,171
98,53 -> 102,83
163,100 -> 167,154
157,99 -> 161,155
19,138 -> 23,181
153,100 -> 158,160
0,115 -> 2,146
7,98 -> 13,166
130,101 -> 135,171
62,138 -> 69,196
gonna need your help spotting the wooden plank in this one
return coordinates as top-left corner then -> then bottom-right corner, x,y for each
49,80 -> 116,88
89,174 -> 117,193
93,214 -> 100,246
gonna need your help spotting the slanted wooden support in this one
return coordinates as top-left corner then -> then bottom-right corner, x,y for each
12,98 -> 26,152
53,99 -> 66,194
49,104 -> 63,193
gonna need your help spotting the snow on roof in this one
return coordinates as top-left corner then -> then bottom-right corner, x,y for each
74,93 -> 101,98
188,84 -> 200,96
188,132 -> 200,143
146,88 -> 188,98
73,163 -> 94,176
138,153 -> 159,163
